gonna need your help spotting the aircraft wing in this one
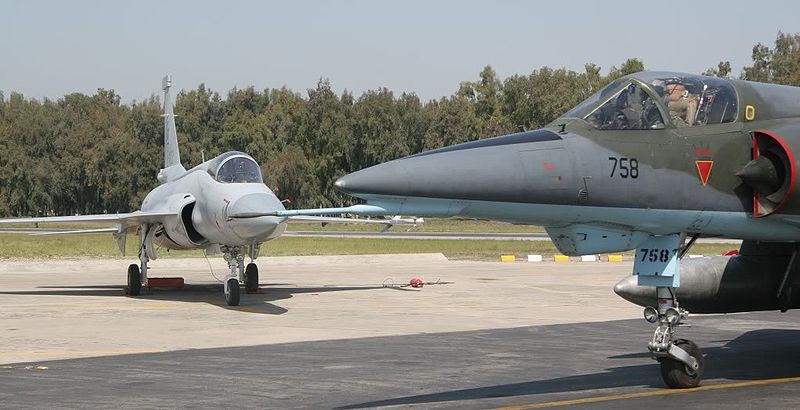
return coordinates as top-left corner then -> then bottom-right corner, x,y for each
228,204 -> 422,229
0,211 -> 178,233
287,215 -> 422,227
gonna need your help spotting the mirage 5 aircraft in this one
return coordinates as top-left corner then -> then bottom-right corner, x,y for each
0,76 -> 418,307
270,71 -> 800,388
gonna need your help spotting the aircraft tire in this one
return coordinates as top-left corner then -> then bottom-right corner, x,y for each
245,263 -> 259,292
659,339 -> 704,388
225,278 -> 240,306
127,264 -> 141,296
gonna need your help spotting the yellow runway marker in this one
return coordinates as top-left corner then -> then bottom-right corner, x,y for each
494,376 -> 800,409
553,255 -> 569,263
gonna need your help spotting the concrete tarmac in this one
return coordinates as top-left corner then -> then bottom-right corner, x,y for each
1,255 -> 798,408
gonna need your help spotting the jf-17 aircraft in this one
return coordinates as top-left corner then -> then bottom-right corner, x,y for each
0,76 -> 419,307
271,71 -> 800,389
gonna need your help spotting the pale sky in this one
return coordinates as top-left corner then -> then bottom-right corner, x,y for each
1,0 -> 797,102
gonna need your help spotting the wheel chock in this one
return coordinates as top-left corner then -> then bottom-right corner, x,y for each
147,277 -> 185,289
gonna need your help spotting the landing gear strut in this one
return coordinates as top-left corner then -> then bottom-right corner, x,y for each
644,287 -> 704,388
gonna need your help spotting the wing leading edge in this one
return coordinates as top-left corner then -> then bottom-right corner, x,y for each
0,211 -> 178,231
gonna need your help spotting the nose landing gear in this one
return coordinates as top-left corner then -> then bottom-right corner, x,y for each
635,233 -> 704,388
644,287 -> 704,388
222,247 -> 245,306
221,246 -> 262,306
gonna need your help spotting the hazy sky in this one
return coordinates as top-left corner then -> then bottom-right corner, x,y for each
2,0 -> 797,102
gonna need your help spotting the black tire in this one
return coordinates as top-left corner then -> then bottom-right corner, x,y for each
659,339 -> 704,388
245,263 -> 259,292
225,278 -> 240,306
127,264 -> 141,296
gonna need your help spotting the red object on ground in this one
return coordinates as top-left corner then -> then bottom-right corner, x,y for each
409,278 -> 424,288
147,277 -> 185,288
722,250 -> 739,256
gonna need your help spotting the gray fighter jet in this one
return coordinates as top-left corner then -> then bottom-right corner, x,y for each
276,71 -> 800,388
0,76 -> 418,307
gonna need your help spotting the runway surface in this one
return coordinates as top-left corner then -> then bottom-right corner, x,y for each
0,255 -> 796,408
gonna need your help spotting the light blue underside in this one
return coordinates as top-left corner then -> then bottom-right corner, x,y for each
351,195 -> 800,243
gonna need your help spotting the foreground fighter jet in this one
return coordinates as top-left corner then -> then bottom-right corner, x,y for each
0,76 -> 418,307
276,71 -> 800,388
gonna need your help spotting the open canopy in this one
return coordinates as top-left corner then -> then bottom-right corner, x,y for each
562,72 -> 739,130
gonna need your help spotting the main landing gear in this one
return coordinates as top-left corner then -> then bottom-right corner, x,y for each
126,225 -> 153,297
125,224 -> 262,306
127,264 -> 141,296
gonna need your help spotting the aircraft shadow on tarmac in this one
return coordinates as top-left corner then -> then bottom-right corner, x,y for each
337,328 -> 800,409
0,283 -> 413,315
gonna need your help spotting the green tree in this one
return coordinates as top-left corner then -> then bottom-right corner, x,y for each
704,61 -> 732,78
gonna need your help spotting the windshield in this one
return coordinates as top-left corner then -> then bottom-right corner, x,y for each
562,78 -> 628,119
585,81 -> 665,130
216,156 -> 263,183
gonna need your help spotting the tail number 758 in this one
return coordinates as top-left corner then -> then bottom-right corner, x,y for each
608,156 -> 639,178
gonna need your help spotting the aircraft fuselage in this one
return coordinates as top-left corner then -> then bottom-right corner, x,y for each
140,155 -> 287,250
335,71 -> 800,255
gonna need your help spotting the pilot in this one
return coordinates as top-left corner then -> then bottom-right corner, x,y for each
665,81 -> 698,126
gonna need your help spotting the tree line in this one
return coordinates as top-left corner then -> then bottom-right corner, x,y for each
2,32 -> 799,216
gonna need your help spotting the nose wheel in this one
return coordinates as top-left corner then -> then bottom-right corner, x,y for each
224,278 -> 240,306
659,339 -> 704,388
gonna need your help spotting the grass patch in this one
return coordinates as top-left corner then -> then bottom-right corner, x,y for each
286,217 -> 544,233
2,217 -> 544,234
0,233 -> 740,261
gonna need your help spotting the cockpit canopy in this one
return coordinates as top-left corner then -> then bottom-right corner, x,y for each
207,151 -> 263,184
563,72 -> 738,130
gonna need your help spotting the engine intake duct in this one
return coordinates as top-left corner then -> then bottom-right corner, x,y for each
740,130 -> 796,217
737,155 -> 780,196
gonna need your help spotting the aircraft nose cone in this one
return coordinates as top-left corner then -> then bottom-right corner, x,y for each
334,161 -> 410,196
228,193 -> 281,218
613,275 -> 656,307
334,128 -> 572,205
227,193 -> 283,240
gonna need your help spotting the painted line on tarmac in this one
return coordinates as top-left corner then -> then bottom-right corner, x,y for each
494,376 -> 800,409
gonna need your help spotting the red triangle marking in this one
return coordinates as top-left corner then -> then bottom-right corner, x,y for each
696,160 -> 714,186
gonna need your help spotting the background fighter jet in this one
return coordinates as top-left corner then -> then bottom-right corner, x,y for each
275,71 -> 800,388
0,76 -> 418,307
